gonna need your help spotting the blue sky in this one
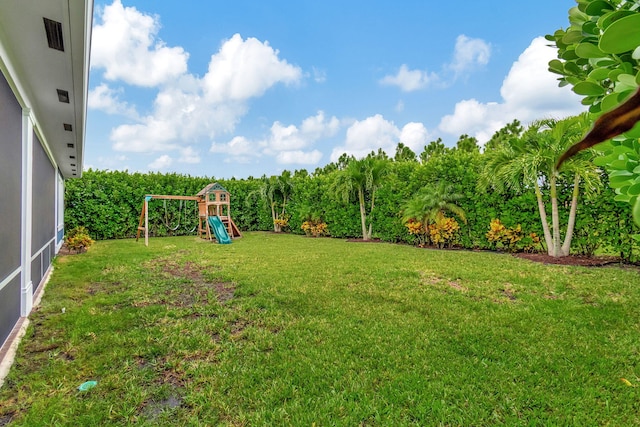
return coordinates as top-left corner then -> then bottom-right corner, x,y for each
86,0 -> 585,178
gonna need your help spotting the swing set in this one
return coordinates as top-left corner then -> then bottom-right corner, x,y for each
161,198 -> 198,233
136,183 -> 242,246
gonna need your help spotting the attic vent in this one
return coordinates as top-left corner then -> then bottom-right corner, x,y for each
67,143 -> 74,148
43,18 -> 64,51
57,89 -> 69,103
63,123 -> 72,131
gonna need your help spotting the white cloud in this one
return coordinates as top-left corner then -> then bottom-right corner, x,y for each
267,122 -> 308,151
448,35 -> 491,76
203,34 -> 302,103
380,64 -> 437,92
210,136 -> 263,157
276,150 -> 323,165
148,154 -> 173,169
91,0 -> 188,87
106,29 -> 302,158
300,111 -> 340,140
380,35 -> 490,92
438,37 -> 585,145
331,115 -> 398,161
111,119 -> 178,152
178,147 -> 200,164
213,111 -> 339,165
399,122 -> 430,152
88,83 -> 139,118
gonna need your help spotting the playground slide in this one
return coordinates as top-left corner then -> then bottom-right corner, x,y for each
208,216 -> 232,244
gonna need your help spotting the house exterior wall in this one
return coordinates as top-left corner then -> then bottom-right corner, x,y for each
0,74 -> 61,348
31,132 -> 56,293
0,71 -> 23,346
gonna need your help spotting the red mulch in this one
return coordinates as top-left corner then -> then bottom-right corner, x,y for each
346,238 -> 384,243
346,239 -> 630,267
513,253 -> 623,267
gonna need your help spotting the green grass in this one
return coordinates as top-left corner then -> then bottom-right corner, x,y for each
1,232 -> 640,426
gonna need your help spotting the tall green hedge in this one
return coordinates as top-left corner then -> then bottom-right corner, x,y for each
66,149 -> 639,261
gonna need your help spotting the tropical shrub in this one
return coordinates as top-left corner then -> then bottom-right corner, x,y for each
301,220 -> 329,237
404,219 -> 428,247
65,226 -> 94,253
486,219 -> 525,253
429,216 -> 460,249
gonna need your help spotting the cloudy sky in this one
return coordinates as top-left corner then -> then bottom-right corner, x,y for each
86,0 -> 585,178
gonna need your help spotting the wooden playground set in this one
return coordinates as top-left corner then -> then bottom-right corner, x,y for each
136,183 -> 241,246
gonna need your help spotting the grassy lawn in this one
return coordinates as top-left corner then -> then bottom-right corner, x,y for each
1,232 -> 640,426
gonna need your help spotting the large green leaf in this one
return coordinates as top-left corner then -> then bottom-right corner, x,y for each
575,42 -> 606,58
599,14 -> 640,53
563,30 -> 586,45
548,59 -> 565,74
634,197 -> 640,226
600,91 -> 623,112
587,67 -> 610,81
585,0 -> 614,16
617,74 -> 639,87
573,81 -> 605,95
598,10 -> 636,31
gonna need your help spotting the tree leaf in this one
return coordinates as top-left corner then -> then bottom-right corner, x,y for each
585,0 -> 614,16
576,42 -> 606,58
548,59 -> 565,74
628,182 -> 640,196
598,10 -> 636,30
573,81 -> 605,96
599,14 -> 640,54
634,197 -> 640,226
588,67 -> 611,81
563,30 -> 585,45
623,121 -> 640,139
617,74 -> 639,87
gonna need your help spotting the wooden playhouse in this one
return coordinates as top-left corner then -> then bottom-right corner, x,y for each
136,182 -> 241,245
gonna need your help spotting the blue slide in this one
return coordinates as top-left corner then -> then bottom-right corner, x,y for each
208,216 -> 232,244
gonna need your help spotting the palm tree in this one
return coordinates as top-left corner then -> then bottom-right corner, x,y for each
255,171 -> 294,232
480,113 -> 599,257
331,156 -> 389,240
402,182 -> 466,236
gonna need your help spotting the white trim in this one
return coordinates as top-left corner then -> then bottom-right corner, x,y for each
0,267 -> 20,293
20,109 -> 33,317
31,237 -> 56,263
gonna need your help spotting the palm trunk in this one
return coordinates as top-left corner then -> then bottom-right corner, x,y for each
358,187 -> 369,240
281,195 -> 288,217
534,181 -> 554,255
367,188 -> 376,240
271,202 -> 279,232
550,175 -> 561,257
561,173 -> 580,256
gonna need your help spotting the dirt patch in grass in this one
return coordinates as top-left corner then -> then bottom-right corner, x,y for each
447,280 -> 467,292
147,257 -> 236,305
0,412 -> 15,426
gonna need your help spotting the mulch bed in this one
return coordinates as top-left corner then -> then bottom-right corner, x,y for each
513,253 -> 623,267
346,239 -> 631,267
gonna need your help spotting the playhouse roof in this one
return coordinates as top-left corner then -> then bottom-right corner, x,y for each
197,182 -> 228,196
